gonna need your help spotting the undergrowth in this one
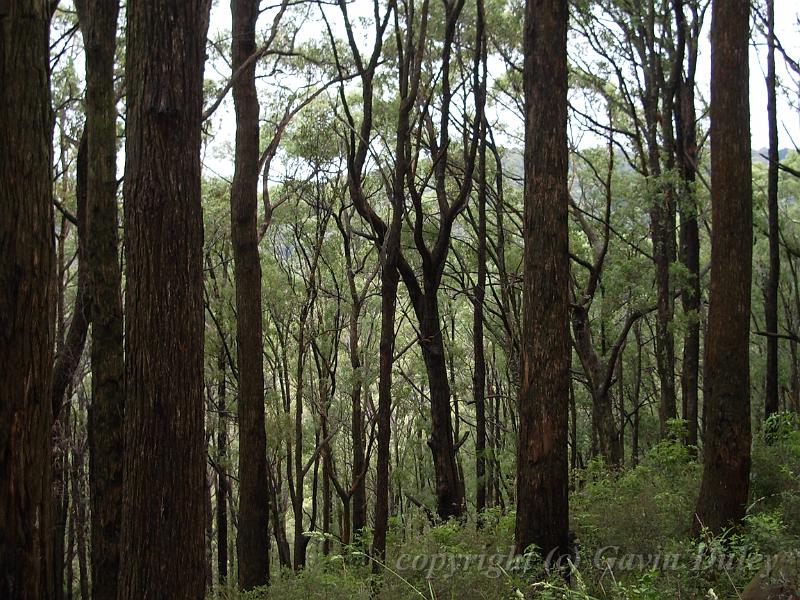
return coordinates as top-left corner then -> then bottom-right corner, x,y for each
208,414 -> 800,599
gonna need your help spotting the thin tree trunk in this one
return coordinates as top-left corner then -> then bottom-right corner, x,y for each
322,429 -> 332,557
230,0 -> 270,589
572,305 -> 624,466
69,405 -> 89,600
675,0 -> 701,451
117,0 -> 211,597
764,0 -> 780,420
54,404 -> 72,600
51,136 -> 88,600
216,347 -> 229,584
473,105 -> 488,519
693,0 -> 753,535
293,311 -> 310,571
206,470 -> 214,592
372,250 -> 399,573
420,291 -> 464,520
0,2 -> 56,597
632,323 -> 643,467
570,380 -> 578,471
337,210 -> 368,543
493,376 -> 504,508
268,465 -> 291,569
75,2 -> 126,597
66,505 -> 75,600
51,135 -> 89,420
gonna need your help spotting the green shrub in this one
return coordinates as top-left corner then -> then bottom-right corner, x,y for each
208,424 -> 800,600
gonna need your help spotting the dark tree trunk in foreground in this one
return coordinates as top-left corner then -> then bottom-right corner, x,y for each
117,0 -> 210,597
76,2 -> 126,598
764,0 -> 780,421
0,2 -> 56,598
693,0 -> 752,535
230,0 -> 270,589
515,0 -> 570,562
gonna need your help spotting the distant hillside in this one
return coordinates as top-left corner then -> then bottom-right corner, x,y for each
752,148 -> 793,164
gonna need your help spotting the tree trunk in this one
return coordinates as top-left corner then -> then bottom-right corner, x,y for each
293,311 -> 310,571
0,2 -> 56,597
675,0 -> 701,449
76,2 -> 126,598
493,384 -> 503,508
51,134 -> 89,421
420,289 -> 464,521
693,0 -> 753,535
340,211 -> 367,543
764,0 -> 780,420
117,0 -> 210,597
473,107 -> 488,518
51,137 -> 88,600
350,321 -> 367,540
66,504 -> 75,600
216,348 -> 229,584
68,414 -> 89,600
372,251 -> 399,573
54,403 -> 72,600
205,470 -> 214,592
515,0 -> 570,562
322,428 -> 332,557
268,464 -> 291,569
652,179 -> 678,439
571,306 -> 623,466
230,0 -> 270,589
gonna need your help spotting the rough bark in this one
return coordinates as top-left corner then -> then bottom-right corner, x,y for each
0,2 -> 56,597
117,0 -> 210,597
230,0 -> 270,589
693,0 -> 753,535
515,0 -> 570,562
76,2 -> 126,597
